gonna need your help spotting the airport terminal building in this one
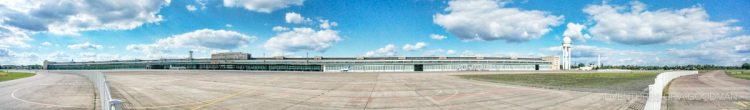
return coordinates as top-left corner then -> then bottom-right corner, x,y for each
44,52 -> 560,72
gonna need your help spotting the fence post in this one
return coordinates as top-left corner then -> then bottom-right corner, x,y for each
110,99 -> 122,110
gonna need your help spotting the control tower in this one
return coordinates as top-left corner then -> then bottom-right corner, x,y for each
562,36 -> 572,70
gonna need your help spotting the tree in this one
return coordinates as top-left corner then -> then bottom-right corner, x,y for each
577,63 -> 586,68
743,63 -> 750,69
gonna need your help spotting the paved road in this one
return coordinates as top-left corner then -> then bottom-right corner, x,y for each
107,71 -> 645,110
0,71 -> 95,110
666,70 -> 750,110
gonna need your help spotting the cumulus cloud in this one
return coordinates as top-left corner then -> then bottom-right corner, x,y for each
459,50 -> 483,57
77,52 -> 134,61
365,44 -> 397,57
186,0 -> 207,12
272,26 -> 289,31
46,52 -> 70,61
562,23 -> 591,41
224,0 -> 304,13
543,45 -> 663,65
263,28 -> 341,53
186,5 -> 198,11
318,19 -> 337,29
0,48 -> 9,57
127,29 -> 256,56
285,12 -> 312,24
402,42 -> 428,51
584,1 -> 742,45
430,34 -> 447,40
68,42 -> 103,50
0,26 -> 32,48
422,49 -> 456,56
544,45 -> 651,59
667,36 -> 750,65
1,52 -> 40,65
433,0 -> 562,42
41,42 -> 52,46
736,45 -> 750,53
446,50 -> 456,55
0,48 -> 41,65
0,0 -> 171,35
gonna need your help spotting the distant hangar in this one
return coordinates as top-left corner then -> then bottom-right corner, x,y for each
44,52 -> 560,72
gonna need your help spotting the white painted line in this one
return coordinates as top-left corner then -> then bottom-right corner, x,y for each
11,87 -> 87,108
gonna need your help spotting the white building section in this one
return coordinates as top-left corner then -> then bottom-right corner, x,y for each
562,36 -> 572,70
44,52 -> 560,72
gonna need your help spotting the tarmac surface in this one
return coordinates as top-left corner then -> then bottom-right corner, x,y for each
0,71 -> 96,110
665,70 -> 750,110
105,71 -> 646,110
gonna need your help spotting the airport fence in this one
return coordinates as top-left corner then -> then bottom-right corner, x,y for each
82,72 -> 122,110
643,71 -> 697,110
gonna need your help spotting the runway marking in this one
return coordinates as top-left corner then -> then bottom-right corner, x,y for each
189,89 -> 251,110
735,101 -> 749,108
11,87 -> 88,108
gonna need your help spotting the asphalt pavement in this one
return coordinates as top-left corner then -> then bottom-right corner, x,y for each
0,71 -> 95,110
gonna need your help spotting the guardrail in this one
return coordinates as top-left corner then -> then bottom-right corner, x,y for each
643,71 -> 697,110
84,72 -> 122,110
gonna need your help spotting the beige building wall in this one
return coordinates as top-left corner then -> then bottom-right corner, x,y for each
542,56 -> 560,70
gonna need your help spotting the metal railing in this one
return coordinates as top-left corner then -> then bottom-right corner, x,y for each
85,72 -> 122,110
643,71 -> 697,110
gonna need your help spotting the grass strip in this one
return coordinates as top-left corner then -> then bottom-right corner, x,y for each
0,71 -> 36,82
456,72 -> 659,93
726,70 -> 750,80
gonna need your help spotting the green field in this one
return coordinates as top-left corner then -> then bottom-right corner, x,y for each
0,71 -> 36,82
726,70 -> 750,80
457,72 -> 659,93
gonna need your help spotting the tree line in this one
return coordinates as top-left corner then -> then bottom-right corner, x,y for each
597,63 -> 750,70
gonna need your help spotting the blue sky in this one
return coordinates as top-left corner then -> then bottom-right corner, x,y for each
0,0 -> 749,66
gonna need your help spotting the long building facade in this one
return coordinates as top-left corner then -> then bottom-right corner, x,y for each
44,52 -> 560,72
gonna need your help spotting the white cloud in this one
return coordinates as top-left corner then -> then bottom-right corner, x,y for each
0,26 -> 32,48
41,42 -> 52,46
430,34 -> 447,40
402,42 -> 428,51
76,52 -> 134,62
365,44 -> 397,57
736,45 -> 750,53
225,24 -> 233,27
0,0 -> 171,35
318,19 -> 337,29
544,45 -> 649,58
46,51 -> 70,61
263,28 -> 341,53
0,48 -> 9,57
667,35 -> 750,65
125,44 -> 171,57
0,51 -> 40,65
272,26 -> 289,31
584,1 -> 742,45
68,42 -> 103,50
433,0 -> 562,42
186,5 -> 198,11
285,12 -> 311,24
447,50 -> 456,54
127,29 -> 256,56
562,23 -> 590,41
422,49 -> 456,56
224,0 -> 304,13
186,0 -> 208,12
542,45 -> 688,66
459,50 -> 483,57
